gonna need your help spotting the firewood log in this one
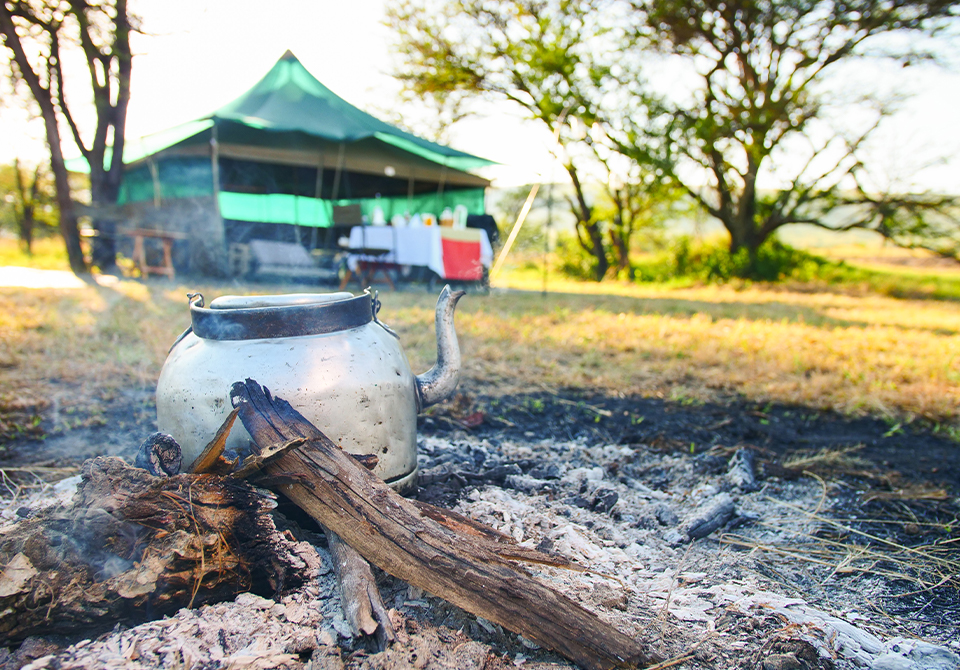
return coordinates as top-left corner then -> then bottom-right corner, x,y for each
0,457 -> 306,645
326,527 -> 396,648
231,379 -> 661,670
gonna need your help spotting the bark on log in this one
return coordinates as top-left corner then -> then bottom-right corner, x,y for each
0,457 -> 306,645
231,380 -> 661,670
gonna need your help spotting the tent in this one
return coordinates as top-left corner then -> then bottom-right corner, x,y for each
86,50 -> 494,276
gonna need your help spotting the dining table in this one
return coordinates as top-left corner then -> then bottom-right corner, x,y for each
341,225 -> 493,288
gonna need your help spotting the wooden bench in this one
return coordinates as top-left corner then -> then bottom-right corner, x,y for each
248,240 -> 337,283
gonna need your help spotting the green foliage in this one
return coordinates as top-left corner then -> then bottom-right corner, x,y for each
1,0 -> 136,273
0,161 -> 59,251
554,232 -> 600,281
387,0 -> 959,266
616,236 -> 960,300
0,236 -> 70,270
620,0 -> 960,259
386,0 -> 637,279
631,237 -> 835,283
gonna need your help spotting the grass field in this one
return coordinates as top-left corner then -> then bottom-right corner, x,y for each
1,237 -> 958,440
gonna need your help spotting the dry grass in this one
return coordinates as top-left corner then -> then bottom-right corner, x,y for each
456,273 -> 960,424
723,494 -> 960,596
0,237 -> 82,271
0,279 -> 194,430
817,244 -> 960,274
1,237 -> 959,432
782,444 -> 873,475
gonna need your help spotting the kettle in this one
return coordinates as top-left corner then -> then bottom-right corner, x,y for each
155,287 -> 465,491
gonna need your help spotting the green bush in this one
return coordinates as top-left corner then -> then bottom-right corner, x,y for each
554,234 -> 600,281
550,233 -> 960,300
632,237 -> 834,282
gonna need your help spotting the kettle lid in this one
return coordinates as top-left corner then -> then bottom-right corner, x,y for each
208,292 -> 354,310
190,291 -> 375,341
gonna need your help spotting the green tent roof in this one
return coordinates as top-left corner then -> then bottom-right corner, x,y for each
212,51 -> 492,171
68,51 -> 495,174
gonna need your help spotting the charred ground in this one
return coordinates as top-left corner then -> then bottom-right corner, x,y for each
4,383 -> 957,493
416,389 -> 960,644
420,388 -> 960,496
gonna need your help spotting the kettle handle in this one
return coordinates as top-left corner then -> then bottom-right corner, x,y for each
370,290 -> 400,339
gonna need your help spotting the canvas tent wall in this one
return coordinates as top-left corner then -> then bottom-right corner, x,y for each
85,50 -> 493,276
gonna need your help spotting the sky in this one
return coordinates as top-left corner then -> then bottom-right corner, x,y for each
1,0 -> 958,193
0,0 -> 561,188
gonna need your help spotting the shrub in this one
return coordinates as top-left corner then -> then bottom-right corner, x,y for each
554,234 -> 600,281
631,237 -> 834,283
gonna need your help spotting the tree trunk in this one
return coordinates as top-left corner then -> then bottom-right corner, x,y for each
0,7 -> 87,275
583,220 -> 609,281
89,179 -> 122,273
13,159 -> 35,255
567,163 -> 609,281
44,109 -> 87,275
609,214 -> 631,279
725,212 -> 766,276
18,207 -> 34,255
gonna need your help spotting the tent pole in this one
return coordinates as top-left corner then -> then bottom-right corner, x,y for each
315,149 -> 325,249
490,183 -> 539,281
437,164 -> 447,199
293,165 -> 302,245
490,104 -> 572,283
315,151 -> 325,199
331,143 -> 345,200
210,123 -> 222,219
407,165 -> 415,212
148,157 -> 162,208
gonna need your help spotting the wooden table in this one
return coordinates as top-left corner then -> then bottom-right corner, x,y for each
338,247 -> 397,290
122,228 -> 188,280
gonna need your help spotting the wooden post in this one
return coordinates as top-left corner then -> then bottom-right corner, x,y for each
148,156 -> 162,208
210,123 -> 222,219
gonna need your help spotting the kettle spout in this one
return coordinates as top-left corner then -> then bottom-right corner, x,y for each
415,285 -> 467,411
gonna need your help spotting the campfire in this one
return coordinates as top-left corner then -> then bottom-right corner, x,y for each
1,379 -> 958,670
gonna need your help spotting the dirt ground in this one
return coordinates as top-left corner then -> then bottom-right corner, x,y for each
420,388 -> 960,493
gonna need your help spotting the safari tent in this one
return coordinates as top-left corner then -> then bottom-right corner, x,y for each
92,50 -> 494,277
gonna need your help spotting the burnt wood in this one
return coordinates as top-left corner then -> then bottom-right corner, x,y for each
231,379 -> 660,670
326,527 -> 396,649
0,457 -> 304,645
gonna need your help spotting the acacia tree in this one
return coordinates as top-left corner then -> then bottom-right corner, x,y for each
0,160 -> 57,253
386,0 -> 630,280
10,158 -> 55,252
617,0 -> 960,264
0,0 -> 133,274
602,177 -> 689,279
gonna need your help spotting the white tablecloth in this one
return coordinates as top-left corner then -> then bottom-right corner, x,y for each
347,226 -> 492,279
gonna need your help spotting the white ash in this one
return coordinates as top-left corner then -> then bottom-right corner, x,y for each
0,474 -> 82,530
4,433 -> 957,670
16,539 -> 339,670
417,433 -> 960,669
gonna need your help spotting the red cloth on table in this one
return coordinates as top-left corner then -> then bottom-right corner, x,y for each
440,230 -> 484,280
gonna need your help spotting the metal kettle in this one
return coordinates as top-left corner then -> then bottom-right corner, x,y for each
155,287 -> 465,490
